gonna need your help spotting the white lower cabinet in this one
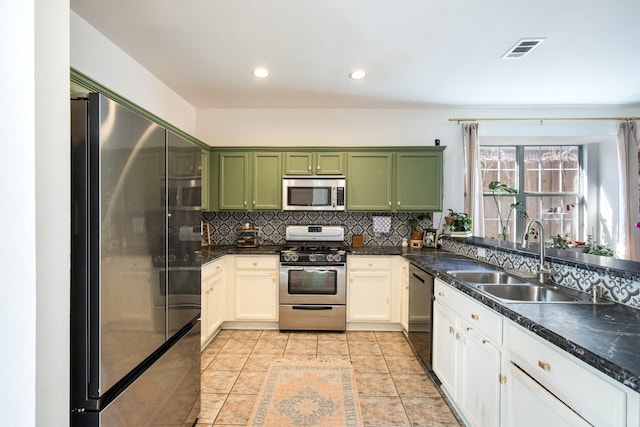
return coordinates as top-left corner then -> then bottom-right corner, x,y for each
233,255 -> 278,321
399,258 -> 410,331
201,259 -> 224,347
503,361 -> 591,427
348,256 -> 393,322
433,278 -> 501,427
433,277 -> 640,427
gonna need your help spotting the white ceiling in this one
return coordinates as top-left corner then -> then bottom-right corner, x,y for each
71,0 -> 640,109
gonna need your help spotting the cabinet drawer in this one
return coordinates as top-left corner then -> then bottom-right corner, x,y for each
505,321 -> 626,427
202,258 -> 223,279
434,278 -> 502,345
235,256 -> 278,270
349,256 -> 392,271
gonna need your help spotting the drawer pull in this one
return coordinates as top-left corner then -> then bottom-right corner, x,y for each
253,262 -> 258,266
471,313 -> 479,320
538,360 -> 551,371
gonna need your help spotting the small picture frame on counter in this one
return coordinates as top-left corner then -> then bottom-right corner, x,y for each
423,228 -> 440,248
201,222 -> 211,247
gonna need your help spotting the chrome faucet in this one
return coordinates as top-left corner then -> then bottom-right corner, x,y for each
520,219 -> 552,283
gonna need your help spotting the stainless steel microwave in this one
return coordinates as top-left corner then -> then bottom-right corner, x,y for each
282,176 -> 346,211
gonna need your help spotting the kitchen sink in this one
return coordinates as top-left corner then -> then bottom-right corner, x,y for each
446,269 -> 612,304
476,284 -> 578,303
447,270 -> 527,284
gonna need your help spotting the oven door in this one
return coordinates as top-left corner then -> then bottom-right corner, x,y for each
279,264 -> 346,305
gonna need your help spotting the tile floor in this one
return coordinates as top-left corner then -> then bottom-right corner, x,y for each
196,329 -> 462,426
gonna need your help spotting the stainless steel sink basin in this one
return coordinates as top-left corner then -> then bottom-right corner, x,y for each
476,284 -> 578,303
447,270 -> 527,284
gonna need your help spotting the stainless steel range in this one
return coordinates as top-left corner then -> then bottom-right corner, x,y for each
279,225 -> 348,331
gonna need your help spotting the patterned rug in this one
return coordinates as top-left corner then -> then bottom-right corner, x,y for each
248,359 -> 363,427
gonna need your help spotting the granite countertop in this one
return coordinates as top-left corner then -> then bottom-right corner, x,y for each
404,250 -> 640,393
200,244 -> 640,392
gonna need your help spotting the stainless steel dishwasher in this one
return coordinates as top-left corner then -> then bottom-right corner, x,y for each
408,264 -> 434,370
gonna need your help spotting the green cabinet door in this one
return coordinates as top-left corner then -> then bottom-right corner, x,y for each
284,152 -> 344,175
395,151 -> 443,211
253,152 -> 282,210
219,152 -> 249,210
284,152 -> 314,175
316,152 -> 344,175
347,153 -> 393,211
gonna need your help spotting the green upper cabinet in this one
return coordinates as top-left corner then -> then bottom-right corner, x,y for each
169,149 -> 200,176
252,152 -> 282,210
219,152 -> 249,210
284,152 -> 344,175
219,151 -> 281,211
395,151 -> 443,211
347,153 -> 393,211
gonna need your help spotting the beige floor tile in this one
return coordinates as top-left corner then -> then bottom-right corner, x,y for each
214,394 -> 257,425
230,370 -> 267,394
359,395 -> 411,426
347,331 -> 378,342
201,351 -> 216,372
195,393 -> 227,424
385,354 -> 428,374
287,331 -> 319,340
230,329 -> 262,340
243,353 -> 284,371
401,396 -> 460,427
218,338 -> 256,355
355,372 -> 399,396
211,353 -> 249,371
392,373 -> 442,397
379,340 -> 415,356
284,339 -> 317,354
258,330 -> 290,340
350,354 -> 390,373
252,339 -> 286,354
349,340 -> 382,355
202,339 -> 225,356
201,370 -> 239,394
317,339 -> 350,355
317,331 -> 348,341
214,330 -> 234,340
374,331 -> 407,342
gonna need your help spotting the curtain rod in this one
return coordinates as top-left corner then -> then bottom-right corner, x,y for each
449,117 -> 640,125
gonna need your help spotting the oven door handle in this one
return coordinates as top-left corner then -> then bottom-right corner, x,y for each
291,305 -> 334,310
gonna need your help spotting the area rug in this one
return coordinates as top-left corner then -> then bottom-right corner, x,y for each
248,359 -> 364,427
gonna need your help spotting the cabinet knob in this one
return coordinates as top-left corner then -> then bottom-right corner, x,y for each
308,165 -> 312,171
252,262 -> 257,266
471,313 -> 479,320
243,201 -> 247,206
397,201 -> 400,206
317,165 -> 320,170
449,326 -> 455,334
388,201 -> 392,206
253,200 -> 256,206
537,360 -> 551,371
438,292 -> 445,297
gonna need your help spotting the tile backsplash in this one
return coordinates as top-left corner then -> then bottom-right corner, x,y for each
202,211 -> 433,246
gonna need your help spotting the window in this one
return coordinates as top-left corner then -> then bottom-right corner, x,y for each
480,145 -> 583,243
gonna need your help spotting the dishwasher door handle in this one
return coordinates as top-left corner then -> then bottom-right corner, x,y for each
292,305 -> 334,310
412,273 -> 426,283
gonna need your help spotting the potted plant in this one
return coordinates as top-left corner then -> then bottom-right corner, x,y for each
488,180 -> 528,240
444,209 -> 456,226
449,212 -> 472,233
407,213 -> 431,240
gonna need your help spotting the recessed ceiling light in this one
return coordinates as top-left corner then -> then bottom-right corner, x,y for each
252,67 -> 270,78
349,70 -> 367,80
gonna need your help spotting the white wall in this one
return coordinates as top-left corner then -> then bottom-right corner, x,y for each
70,11 -> 197,135
35,1 -> 71,425
0,1 -> 37,425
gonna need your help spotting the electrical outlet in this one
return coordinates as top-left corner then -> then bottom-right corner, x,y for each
477,248 -> 486,258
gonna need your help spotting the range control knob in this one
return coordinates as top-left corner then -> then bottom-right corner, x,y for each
333,254 -> 342,262
327,254 -> 335,262
308,253 -> 317,262
291,253 -> 299,262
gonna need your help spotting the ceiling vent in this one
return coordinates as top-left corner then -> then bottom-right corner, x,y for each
501,38 -> 546,59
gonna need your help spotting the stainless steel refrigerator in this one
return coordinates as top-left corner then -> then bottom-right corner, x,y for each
70,93 -> 201,426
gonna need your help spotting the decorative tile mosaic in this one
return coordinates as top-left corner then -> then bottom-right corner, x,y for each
440,238 -> 640,309
202,211 -> 433,246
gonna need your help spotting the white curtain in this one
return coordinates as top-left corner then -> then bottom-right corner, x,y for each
462,122 -> 484,236
616,121 -> 640,261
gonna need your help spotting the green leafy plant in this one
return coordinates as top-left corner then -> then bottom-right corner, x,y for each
450,212 -> 472,232
406,213 -> 432,232
488,180 -> 528,240
585,235 -> 615,257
